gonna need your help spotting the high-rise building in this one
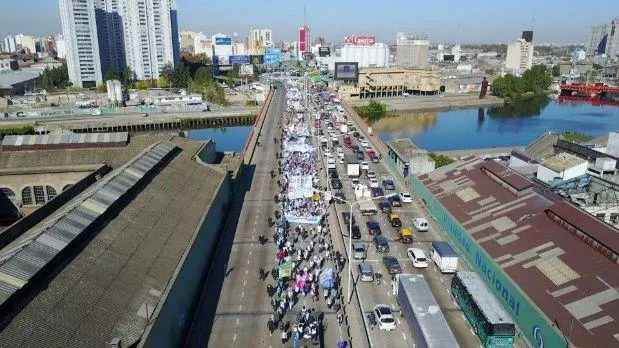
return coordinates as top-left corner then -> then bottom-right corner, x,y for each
59,0 -> 103,87
15,34 -> 36,54
395,32 -> 429,68
505,38 -> 534,71
248,28 -> 272,55
59,0 -> 180,86
3,36 -> 17,53
55,34 -> 67,59
586,17 -> 618,58
299,26 -> 310,54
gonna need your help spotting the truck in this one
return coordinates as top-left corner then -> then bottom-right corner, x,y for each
346,154 -> 360,178
395,274 -> 460,348
358,199 -> 378,216
340,124 -> 348,133
430,241 -> 458,273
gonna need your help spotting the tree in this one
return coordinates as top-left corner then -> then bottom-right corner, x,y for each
193,67 -> 210,84
552,65 -> 561,77
490,65 -> 551,99
122,65 -> 135,89
354,100 -> 387,122
428,153 -> 456,168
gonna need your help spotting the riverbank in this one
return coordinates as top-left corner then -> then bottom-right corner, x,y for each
345,94 -> 504,112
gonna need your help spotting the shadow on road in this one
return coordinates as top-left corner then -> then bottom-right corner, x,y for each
184,163 -> 256,347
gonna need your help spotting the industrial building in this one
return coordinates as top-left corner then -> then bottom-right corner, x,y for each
395,32 -> 429,68
386,139 -> 435,177
0,70 -> 40,96
411,156 -> 619,348
337,68 -> 441,99
0,133 -> 241,347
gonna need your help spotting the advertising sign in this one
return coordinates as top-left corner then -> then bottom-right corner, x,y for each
240,64 -> 253,77
214,55 -> 229,65
215,37 -> 232,45
264,48 -> 282,65
334,62 -> 359,82
250,55 -> 264,65
318,47 -> 331,57
229,55 -> 250,65
344,36 -> 376,46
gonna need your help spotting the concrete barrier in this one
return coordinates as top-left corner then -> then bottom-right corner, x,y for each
243,89 -> 275,164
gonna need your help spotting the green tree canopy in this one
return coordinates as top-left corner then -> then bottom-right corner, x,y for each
490,64 -> 552,99
552,65 -> 561,77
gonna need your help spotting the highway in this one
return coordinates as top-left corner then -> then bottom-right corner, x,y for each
311,90 -> 484,348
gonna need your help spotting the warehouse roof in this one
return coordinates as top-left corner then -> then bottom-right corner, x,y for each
541,153 -> 587,172
418,157 -> 619,348
2,132 -> 128,150
0,71 -> 40,88
0,136 -> 228,347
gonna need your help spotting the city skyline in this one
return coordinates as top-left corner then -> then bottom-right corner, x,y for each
1,0 -> 618,44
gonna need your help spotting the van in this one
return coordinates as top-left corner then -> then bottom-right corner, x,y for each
413,218 -> 428,232
353,243 -> 366,260
399,227 -> 413,244
358,262 -> 374,282
407,248 -> 428,268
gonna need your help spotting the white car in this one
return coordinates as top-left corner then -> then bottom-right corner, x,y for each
347,120 -> 353,126
327,157 -> 336,165
369,177 -> 379,188
413,217 -> 428,232
339,157 -> 345,164
374,305 -> 396,331
360,162 -> 369,170
360,139 -> 369,147
407,248 -> 428,268
399,192 -> 413,203
323,150 -> 332,157
338,152 -> 345,158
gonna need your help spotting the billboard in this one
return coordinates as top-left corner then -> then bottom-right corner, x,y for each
229,55 -> 250,65
215,37 -> 232,45
240,64 -> 253,77
344,36 -> 376,46
250,55 -> 264,65
214,55 -> 229,65
318,47 -> 330,57
264,48 -> 282,65
334,62 -> 359,81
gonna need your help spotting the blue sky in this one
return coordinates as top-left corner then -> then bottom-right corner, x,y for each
1,0 -> 617,44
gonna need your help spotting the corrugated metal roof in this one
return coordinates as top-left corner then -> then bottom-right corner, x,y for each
481,160 -> 532,191
0,141 -> 176,308
456,271 -> 515,325
1,132 -> 129,147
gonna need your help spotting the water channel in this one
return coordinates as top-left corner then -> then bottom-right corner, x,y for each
373,98 -> 619,151
187,125 -> 252,152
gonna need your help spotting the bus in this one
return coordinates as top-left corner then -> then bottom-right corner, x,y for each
396,274 -> 459,348
451,271 -> 516,347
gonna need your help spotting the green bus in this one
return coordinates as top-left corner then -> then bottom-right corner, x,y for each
452,271 -> 516,347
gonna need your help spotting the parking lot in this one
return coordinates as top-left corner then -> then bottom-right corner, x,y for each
308,85 -> 483,348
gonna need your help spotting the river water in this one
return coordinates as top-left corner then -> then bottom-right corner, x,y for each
373,98 -> 619,151
187,126 -> 252,152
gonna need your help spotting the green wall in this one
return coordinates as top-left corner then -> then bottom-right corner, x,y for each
411,176 -> 567,348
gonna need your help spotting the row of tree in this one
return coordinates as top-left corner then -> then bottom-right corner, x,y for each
36,64 -> 71,90
491,64 -> 553,99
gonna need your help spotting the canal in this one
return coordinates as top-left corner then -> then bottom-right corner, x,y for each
187,126 -> 252,152
373,98 -> 619,151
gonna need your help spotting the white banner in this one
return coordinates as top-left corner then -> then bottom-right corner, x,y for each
287,175 -> 314,199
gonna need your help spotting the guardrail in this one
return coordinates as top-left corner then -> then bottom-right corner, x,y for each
243,89 -> 275,164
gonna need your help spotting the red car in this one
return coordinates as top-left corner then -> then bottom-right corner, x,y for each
366,150 -> 376,157
344,138 -> 352,148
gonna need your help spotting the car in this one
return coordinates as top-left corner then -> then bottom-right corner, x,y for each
339,157 -> 345,164
373,235 -> 389,252
334,191 -> 346,204
388,213 -> 402,227
366,220 -> 382,236
356,152 -> 365,161
347,120 -> 353,126
407,247 -> 428,268
399,192 -> 413,203
342,212 -> 356,226
360,139 -> 369,147
350,224 -> 361,239
367,171 -> 377,179
369,177 -> 379,188
351,145 -> 360,152
360,162 -> 369,170
329,170 -> 339,179
358,262 -> 374,282
388,195 -> 402,207
353,131 -> 360,138
378,200 -> 392,214
382,179 -> 395,190
383,256 -> 402,274
337,151 -> 345,158
327,157 -> 336,165
374,304 -> 396,331
323,150 -> 332,157
372,187 -> 384,197
331,178 -> 342,189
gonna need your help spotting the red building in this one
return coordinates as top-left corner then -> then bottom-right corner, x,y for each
299,26 -> 310,53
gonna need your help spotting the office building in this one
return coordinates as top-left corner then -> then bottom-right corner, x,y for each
505,38 -> 534,71
586,17 -> 618,57
299,26 -> 310,54
395,32 -> 429,68
248,28 -> 272,55
59,0 -> 103,87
